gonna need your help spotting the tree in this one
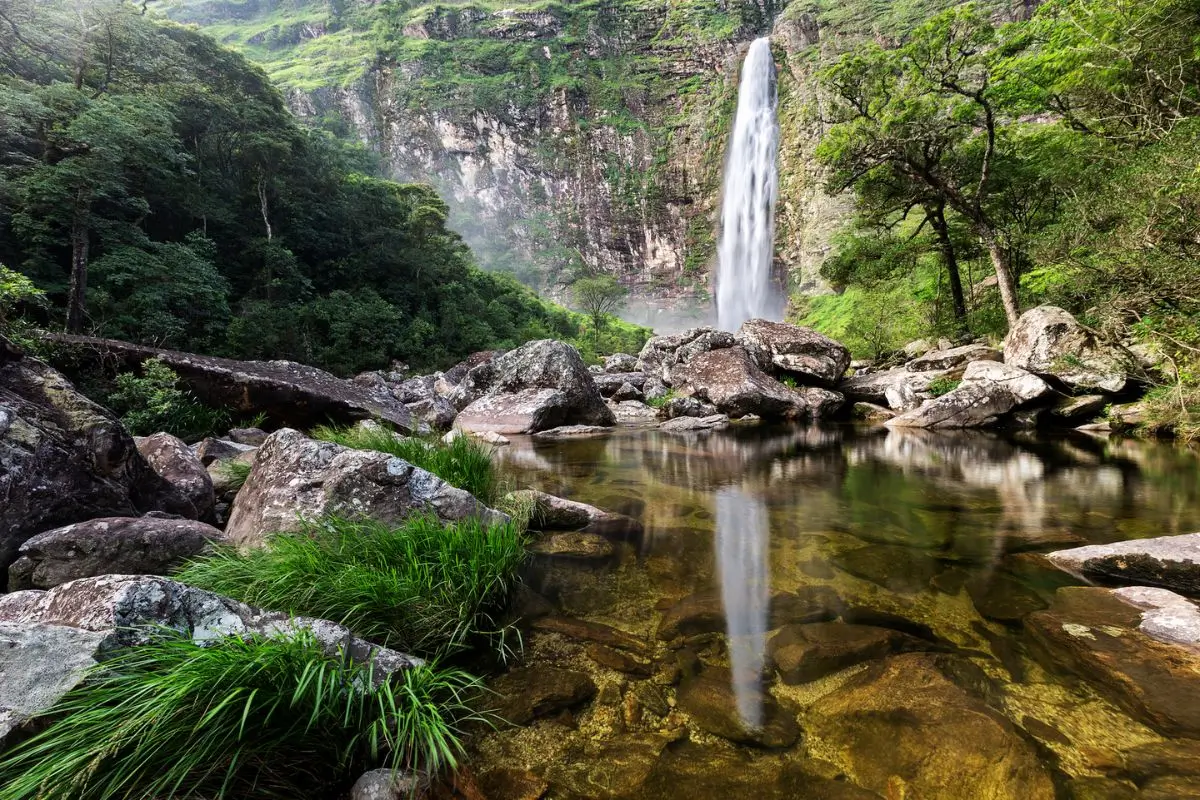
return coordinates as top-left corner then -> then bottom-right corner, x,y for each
0,263 -> 45,331
572,275 -> 627,339
818,5 -> 1026,327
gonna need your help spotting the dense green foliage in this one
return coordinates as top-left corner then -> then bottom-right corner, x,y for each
176,515 -> 527,659
809,0 -> 1200,434
0,0 -> 612,374
0,632 -> 483,799
312,424 -> 501,504
106,359 -> 230,440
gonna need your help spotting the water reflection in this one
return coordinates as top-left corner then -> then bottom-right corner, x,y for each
714,487 -> 769,729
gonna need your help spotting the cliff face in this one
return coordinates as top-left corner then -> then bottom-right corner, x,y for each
158,0 -> 1023,318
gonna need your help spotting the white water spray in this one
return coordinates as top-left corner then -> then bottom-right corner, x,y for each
716,37 -> 782,332
715,487 -> 770,729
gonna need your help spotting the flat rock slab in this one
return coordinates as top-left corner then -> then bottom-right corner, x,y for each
1026,586 -> 1200,737
1048,533 -> 1200,597
531,425 -> 613,440
675,666 -> 800,748
528,531 -> 615,560
531,616 -> 646,653
907,343 -> 1001,372
43,333 -> 414,432
768,622 -> 926,684
660,414 -> 730,432
585,643 -> 653,675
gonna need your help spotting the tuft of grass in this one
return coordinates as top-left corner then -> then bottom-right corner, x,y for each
926,377 -> 962,398
176,515 -> 527,659
312,424 -> 499,504
645,389 -> 678,409
0,631 -> 485,800
213,458 -> 253,491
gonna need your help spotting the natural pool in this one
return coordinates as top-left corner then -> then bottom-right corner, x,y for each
470,425 -> 1200,799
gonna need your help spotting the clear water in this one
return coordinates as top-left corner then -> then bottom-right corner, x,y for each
716,37 -> 783,332
475,426 -> 1200,799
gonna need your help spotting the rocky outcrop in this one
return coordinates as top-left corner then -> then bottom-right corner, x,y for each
887,361 -> 1051,429
906,343 -> 1001,372
0,575 -> 422,748
225,429 -> 507,547
636,328 -> 736,382
45,333 -> 415,431
1026,586 -> 1200,737
1002,306 -> 1136,393
808,653 -> 1056,799
736,319 -> 851,386
671,346 -> 843,420
8,517 -> 225,591
450,340 -> 614,434
136,433 -> 216,520
0,338 -> 194,589
1047,533 -> 1200,597
390,375 -> 458,431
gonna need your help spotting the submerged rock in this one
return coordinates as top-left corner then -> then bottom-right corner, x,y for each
225,429 -> 506,547
449,340 -> 614,434
531,424 -> 612,440
490,666 -> 597,725
528,531 -> 615,560
675,666 -> 801,748
8,517 -> 225,591
0,339 -> 194,588
808,653 -> 1055,799
768,622 -> 926,684
532,616 -> 647,653
1026,586 -> 1200,737
1003,306 -> 1135,393
1047,533 -> 1200,597
136,432 -> 215,520
736,318 -> 851,387
544,737 -> 668,799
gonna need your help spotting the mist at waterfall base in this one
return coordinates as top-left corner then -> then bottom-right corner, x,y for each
716,37 -> 785,333
715,487 -> 770,729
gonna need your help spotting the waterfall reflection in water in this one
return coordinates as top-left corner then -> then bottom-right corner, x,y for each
714,486 -> 769,729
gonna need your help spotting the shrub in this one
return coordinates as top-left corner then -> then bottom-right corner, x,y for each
175,515 -> 527,659
0,631 -> 485,800
312,424 -> 499,504
106,359 -> 229,441
926,377 -> 961,397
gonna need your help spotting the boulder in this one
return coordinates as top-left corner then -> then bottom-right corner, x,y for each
506,489 -> 641,536
192,437 -> 256,466
1002,306 -> 1134,393
386,375 -> 458,431
43,333 -> 415,431
449,340 -> 614,434
224,429 -> 507,547
439,350 -> 502,390
136,433 -> 215,520
907,343 -> 1001,372
1047,533 -> 1200,597
349,771 -> 424,800
226,427 -> 268,446
0,575 -> 422,747
612,381 -> 644,402
1050,394 -> 1109,424
767,622 -> 926,684
675,666 -> 801,748
1026,586 -> 1200,736
808,654 -> 1055,799
8,517 -> 225,591
0,339 -> 193,589
603,353 -> 639,373
839,367 -> 951,411
594,372 -> 648,397
852,402 -> 895,422
903,339 -> 936,359
490,666 -> 597,725
660,414 -> 730,432
636,327 -> 735,381
736,319 -> 851,386
608,400 -> 660,424
662,395 -> 719,419
887,362 -> 1051,429
671,346 -> 842,420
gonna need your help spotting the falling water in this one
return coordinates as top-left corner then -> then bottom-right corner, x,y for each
715,486 -> 770,729
716,36 -> 782,332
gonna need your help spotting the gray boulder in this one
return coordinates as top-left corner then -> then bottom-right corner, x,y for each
907,343 -> 1001,372
506,489 -> 642,536
603,353 -> 639,373
389,375 -> 457,431
449,340 -> 614,434
192,437 -> 256,466
671,346 -> 843,420
1048,533 -> 1200,597
736,318 -> 851,386
136,432 -> 215,520
226,427 -> 268,446
887,361 -> 1051,429
0,338 -> 193,589
1003,306 -> 1135,393
662,395 -> 719,419
839,367 -> 952,411
636,327 -> 736,382
607,400 -> 659,425
660,414 -> 730,432
350,770 -> 424,800
0,575 -> 422,748
8,517 -> 225,591
224,429 -> 507,547
612,382 -> 644,402
593,372 -> 648,397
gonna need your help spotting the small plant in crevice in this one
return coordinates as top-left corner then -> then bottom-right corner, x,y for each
0,631 -> 486,800
926,376 -> 961,398
213,458 -> 253,491
780,375 -> 799,389
312,424 -> 501,505
646,389 -> 678,409
106,358 -> 229,441
175,515 -> 527,660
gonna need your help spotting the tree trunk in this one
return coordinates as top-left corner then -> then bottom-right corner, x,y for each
66,214 -> 89,334
984,233 -> 1021,328
928,204 -> 967,330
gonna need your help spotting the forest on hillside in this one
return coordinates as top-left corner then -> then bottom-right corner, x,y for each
0,0 -> 647,375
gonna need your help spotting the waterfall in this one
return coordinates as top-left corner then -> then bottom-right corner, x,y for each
716,36 -> 782,333
715,486 -> 770,729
